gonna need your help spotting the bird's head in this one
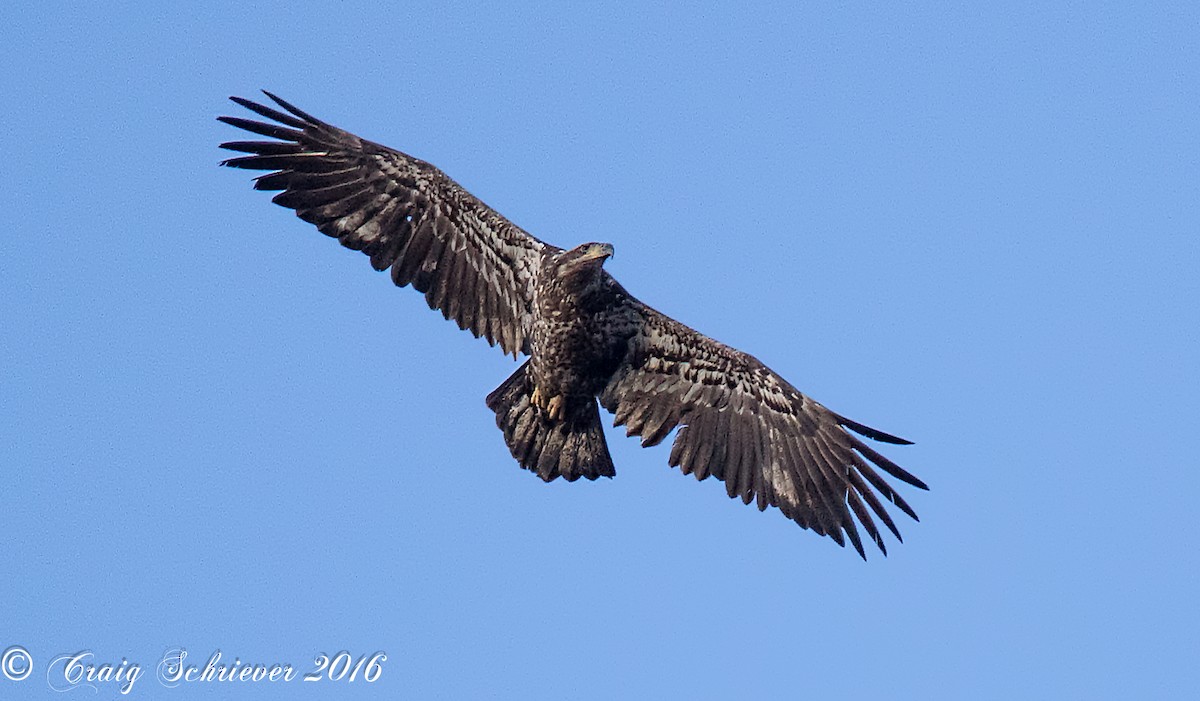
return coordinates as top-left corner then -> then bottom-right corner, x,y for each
558,242 -> 614,280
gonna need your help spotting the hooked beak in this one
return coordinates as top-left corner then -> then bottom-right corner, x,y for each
579,243 -> 614,262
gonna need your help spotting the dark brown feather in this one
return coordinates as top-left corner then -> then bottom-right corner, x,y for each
219,94 -> 555,357
600,302 -> 926,558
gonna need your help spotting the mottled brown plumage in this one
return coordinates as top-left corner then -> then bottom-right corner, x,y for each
220,92 -> 928,558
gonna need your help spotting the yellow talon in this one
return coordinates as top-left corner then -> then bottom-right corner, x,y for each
530,386 -> 566,420
547,395 -> 565,421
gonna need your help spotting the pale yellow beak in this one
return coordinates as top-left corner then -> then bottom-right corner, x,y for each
580,243 -> 614,261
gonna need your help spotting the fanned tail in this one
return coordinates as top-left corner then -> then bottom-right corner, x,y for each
485,362 -> 615,482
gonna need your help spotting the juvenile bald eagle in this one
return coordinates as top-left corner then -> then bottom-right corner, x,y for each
220,92 -> 928,558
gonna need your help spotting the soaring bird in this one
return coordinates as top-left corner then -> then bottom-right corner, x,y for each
219,92 -> 928,558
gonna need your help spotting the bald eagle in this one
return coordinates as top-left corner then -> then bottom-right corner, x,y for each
219,92 -> 928,558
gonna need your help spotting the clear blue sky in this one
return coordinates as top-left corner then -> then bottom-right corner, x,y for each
3,2 -> 1197,699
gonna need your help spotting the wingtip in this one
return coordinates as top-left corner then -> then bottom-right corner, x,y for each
834,412 -> 914,445
907,474 -> 931,492
259,89 -> 323,125
227,95 -> 262,114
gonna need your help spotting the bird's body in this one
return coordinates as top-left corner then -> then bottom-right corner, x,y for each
528,245 -> 635,414
220,92 -> 929,558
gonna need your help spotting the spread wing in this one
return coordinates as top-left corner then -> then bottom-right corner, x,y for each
219,92 -> 555,356
600,302 -> 928,558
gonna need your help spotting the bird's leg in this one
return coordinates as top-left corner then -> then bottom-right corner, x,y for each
530,385 -> 566,421
547,395 -> 565,421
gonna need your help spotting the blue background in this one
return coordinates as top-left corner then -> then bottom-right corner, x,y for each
3,2 -> 1197,698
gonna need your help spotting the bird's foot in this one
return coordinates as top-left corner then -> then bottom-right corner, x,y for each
530,386 -> 566,421
547,395 -> 565,421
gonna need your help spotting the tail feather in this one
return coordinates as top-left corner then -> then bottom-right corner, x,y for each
486,362 -> 615,482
